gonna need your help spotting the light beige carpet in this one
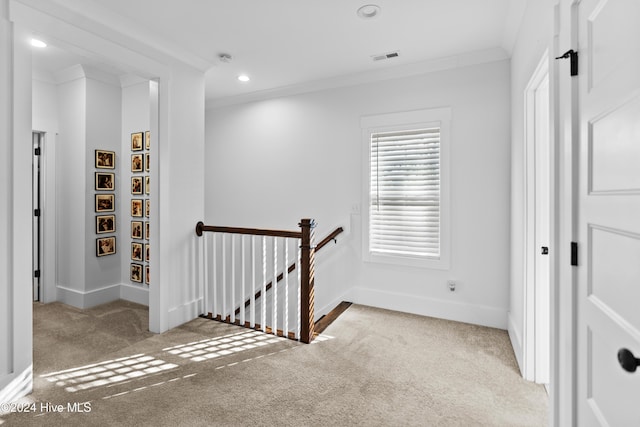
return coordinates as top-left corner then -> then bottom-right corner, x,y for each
1,301 -> 547,426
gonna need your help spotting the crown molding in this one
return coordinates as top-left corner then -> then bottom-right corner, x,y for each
206,47 -> 509,110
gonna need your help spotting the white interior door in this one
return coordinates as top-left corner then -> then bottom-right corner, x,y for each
577,0 -> 640,424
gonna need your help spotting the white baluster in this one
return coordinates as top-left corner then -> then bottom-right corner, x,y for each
251,236 -> 255,329
230,234 -> 235,324
273,237 -> 278,336
284,237 -> 289,338
241,235 -> 246,327
261,236 -> 266,332
202,232 -> 208,317
222,234 -> 227,322
212,233 -> 217,319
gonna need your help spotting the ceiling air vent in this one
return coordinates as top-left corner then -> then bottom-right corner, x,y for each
372,51 -> 400,62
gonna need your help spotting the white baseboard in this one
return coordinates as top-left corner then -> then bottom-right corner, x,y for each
56,283 -> 120,309
350,287 -> 507,329
120,284 -> 149,306
508,312 -> 524,376
168,298 -> 203,330
0,365 -> 32,407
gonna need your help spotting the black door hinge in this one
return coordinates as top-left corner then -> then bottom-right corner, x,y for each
555,49 -> 578,76
571,242 -> 578,266
34,147 -> 41,156
34,270 -> 40,278
34,209 -> 40,217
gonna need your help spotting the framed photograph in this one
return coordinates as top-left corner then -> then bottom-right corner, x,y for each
131,176 -> 143,195
95,172 -> 115,191
131,221 -> 143,239
95,194 -> 115,212
145,221 -> 150,240
96,215 -> 116,234
145,153 -> 150,172
95,150 -> 115,169
145,265 -> 150,285
145,199 -> 150,217
145,131 -> 150,150
145,176 -> 150,195
131,154 -> 143,172
130,263 -> 143,283
131,199 -> 143,217
131,132 -> 144,152
145,243 -> 150,262
131,242 -> 143,261
96,236 -> 116,257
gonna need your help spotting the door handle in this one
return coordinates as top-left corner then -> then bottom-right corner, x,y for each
618,348 -> 640,373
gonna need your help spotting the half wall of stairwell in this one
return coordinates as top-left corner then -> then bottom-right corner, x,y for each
196,219 -> 320,343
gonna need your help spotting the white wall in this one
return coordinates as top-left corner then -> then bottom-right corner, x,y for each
55,71 -> 87,304
205,59 -> 511,328
121,80 -> 150,305
0,6 -> 33,402
154,66 -> 206,331
55,66 -> 124,308
508,0 -> 554,371
85,72 -> 122,296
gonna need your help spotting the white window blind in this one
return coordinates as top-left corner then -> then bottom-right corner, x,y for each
369,126 -> 441,258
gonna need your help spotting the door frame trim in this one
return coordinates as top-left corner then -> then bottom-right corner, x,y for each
523,49 -> 552,384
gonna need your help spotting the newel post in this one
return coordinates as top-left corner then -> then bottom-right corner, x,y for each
299,218 -> 317,343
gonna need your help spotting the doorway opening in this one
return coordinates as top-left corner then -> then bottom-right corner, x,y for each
523,51 -> 552,385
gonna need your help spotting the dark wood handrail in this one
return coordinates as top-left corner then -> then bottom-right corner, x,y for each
196,222 -> 301,239
234,226 -> 344,316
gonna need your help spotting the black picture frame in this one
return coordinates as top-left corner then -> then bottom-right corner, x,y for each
131,221 -> 143,239
131,176 -> 143,195
95,194 -> 115,212
96,236 -> 116,257
131,132 -> 144,152
95,172 -> 115,191
130,263 -> 143,283
131,154 -> 143,172
95,150 -> 115,169
96,215 -> 116,234
131,242 -> 143,261
131,199 -> 143,217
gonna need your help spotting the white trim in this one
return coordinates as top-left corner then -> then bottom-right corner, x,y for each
523,50 -> 552,383
508,312 -> 524,374
120,283 -> 149,306
207,49 -> 509,110
361,107 -> 451,270
351,287 -> 507,329
56,283 -> 120,309
0,365 -> 31,406
40,132 -> 57,303
168,298 -> 204,330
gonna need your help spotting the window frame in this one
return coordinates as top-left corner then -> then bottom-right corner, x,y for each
361,107 -> 451,270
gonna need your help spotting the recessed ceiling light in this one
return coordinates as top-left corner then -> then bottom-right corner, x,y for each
30,38 -> 47,48
357,4 -> 381,19
238,75 -> 250,82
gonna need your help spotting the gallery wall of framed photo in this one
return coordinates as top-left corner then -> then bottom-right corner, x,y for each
129,130 -> 151,286
95,149 -> 117,258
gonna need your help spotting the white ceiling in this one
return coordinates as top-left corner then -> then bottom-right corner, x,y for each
29,0 -> 526,103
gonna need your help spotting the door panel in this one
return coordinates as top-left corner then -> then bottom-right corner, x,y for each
578,0 -> 640,425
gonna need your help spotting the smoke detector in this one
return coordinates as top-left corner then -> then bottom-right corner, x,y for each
357,4 -> 381,19
371,51 -> 400,62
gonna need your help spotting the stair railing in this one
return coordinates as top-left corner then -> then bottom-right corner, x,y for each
196,219 -> 318,343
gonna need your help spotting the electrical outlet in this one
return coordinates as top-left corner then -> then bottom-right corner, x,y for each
448,280 -> 456,292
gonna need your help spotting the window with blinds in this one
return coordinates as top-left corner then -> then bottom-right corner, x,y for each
369,126 -> 441,258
